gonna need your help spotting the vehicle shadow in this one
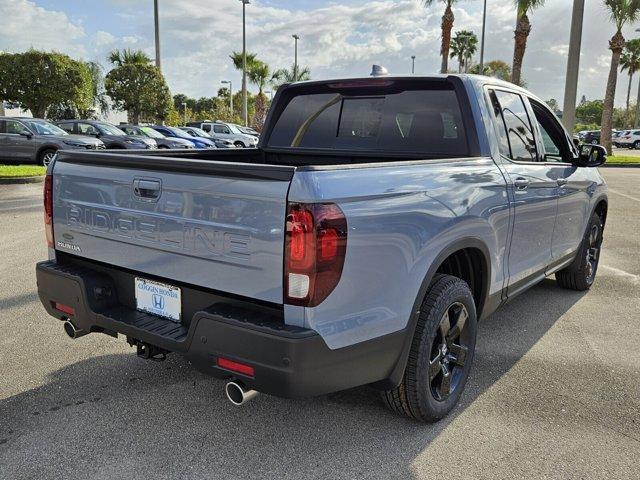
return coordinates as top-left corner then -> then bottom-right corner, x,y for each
0,279 -> 585,480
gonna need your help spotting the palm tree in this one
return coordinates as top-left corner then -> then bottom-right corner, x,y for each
248,60 -> 270,95
620,38 -> 640,112
511,0 -> 545,85
421,0 -> 459,73
229,51 -> 258,72
271,65 -> 311,89
601,0 -> 640,154
449,30 -> 478,73
108,49 -> 152,67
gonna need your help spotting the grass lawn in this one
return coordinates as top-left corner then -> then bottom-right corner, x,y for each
0,164 -> 46,178
606,155 -> 640,164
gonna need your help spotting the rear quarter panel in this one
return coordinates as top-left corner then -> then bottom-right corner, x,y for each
288,157 -> 510,349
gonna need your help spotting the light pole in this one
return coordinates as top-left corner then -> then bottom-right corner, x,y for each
240,0 -> 250,126
222,80 -> 233,114
562,0 -> 585,132
634,28 -> 640,127
411,55 -> 416,74
154,0 -> 161,70
182,102 -> 187,125
479,0 -> 487,71
292,34 -> 300,81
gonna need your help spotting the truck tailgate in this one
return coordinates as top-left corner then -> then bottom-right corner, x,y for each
51,153 -> 295,304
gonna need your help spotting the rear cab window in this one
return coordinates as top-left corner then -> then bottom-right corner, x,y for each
266,80 -> 470,157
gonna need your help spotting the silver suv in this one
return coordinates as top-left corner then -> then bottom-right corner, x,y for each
186,121 -> 258,148
0,117 -> 105,165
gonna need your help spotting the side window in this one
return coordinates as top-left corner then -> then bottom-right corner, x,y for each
5,120 -> 30,135
490,90 -> 537,162
529,99 -> 572,163
202,124 -> 212,132
488,90 -> 511,157
78,123 -> 98,135
58,123 -> 74,133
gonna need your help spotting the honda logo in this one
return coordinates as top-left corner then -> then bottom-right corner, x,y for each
152,294 -> 165,310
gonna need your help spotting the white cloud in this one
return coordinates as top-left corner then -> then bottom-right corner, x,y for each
0,0 -> 86,56
3,0 -> 640,110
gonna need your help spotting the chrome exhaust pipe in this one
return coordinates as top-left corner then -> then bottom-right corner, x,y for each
63,320 -> 88,339
225,381 -> 258,406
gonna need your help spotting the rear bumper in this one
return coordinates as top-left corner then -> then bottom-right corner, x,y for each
36,259 -> 405,398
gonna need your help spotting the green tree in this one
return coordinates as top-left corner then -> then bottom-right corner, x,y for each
469,59 -> 512,81
105,50 -> 171,124
271,65 -> 311,89
511,0 -> 546,85
0,50 -> 93,118
620,38 -> 640,111
449,30 -> 478,73
421,0 -> 459,73
576,100 -> 604,125
600,0 -> 640,154
545,98 -> 561,115
108,48 -> 152,67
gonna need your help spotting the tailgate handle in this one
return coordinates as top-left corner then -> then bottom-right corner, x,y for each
133,179 -> 161,200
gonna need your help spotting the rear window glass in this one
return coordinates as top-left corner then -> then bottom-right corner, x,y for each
268,87 -> 468,156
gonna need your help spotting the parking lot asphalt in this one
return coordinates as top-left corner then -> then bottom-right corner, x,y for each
0,168 -> 638,480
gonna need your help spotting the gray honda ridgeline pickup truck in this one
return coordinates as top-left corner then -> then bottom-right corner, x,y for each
36,75 -> 608,422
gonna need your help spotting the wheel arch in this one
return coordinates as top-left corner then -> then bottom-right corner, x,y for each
593,196 -> 608,228
375,237 -> 493,390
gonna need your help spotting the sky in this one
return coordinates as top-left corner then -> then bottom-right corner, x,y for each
1,0 -> 639,111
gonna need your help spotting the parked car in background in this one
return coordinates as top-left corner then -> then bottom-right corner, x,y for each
179,126 -> 235,148
119,124 -> 195,149
56,120 -> 157,149
237,125 -> 260,137
581,130 -> 601,145
186,121 -> 258,148
615,129 -> 640,148
0,117 -> 104,165
149,125 -> 216,149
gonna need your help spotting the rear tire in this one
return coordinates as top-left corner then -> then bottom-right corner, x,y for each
381,274 -> 477,422
234,141 -> 245,148
556,212 -> 603,291
634,140 -> 640,149
38,148 -> 57,166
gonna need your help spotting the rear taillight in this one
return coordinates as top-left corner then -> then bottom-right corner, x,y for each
284,202 -> 347,307
44,174 -> 54,248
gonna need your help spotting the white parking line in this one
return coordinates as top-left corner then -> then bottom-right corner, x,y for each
608,188 -> 640,203
601,265 -> 640,283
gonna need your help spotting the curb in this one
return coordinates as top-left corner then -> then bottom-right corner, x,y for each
0,175 -> 45,185
602,163 -> 640,168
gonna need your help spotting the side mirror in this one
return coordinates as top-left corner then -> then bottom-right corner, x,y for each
576,144 -> 606,167
19,131 -> 33,139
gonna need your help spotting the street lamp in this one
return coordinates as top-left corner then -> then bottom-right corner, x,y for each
562,0 -> 585,132
240,0 -> 250,127
411,55 -> 416,74
182,102 -> 187,125
154,0 -> 161,70
221,80 -> 233,114
292,34 -> 300,81
479,0 -> 487,71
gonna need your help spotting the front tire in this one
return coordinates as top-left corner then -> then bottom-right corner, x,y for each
556,212 -> 603,291
382,274 -> 477,422
234,141 -> 245,148
38,148 -> 57,166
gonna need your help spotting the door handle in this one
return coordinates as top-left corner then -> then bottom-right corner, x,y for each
513,177 -> 530,190
133,179 -> 161,200
556,178 -> 568,187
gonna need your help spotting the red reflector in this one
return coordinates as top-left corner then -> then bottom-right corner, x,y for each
54,302 -> 75,316
217,357 -> 255,377
44,174 -> 54,248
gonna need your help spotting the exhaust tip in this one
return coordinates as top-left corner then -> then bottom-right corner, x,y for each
225,381 -> 258,406
63,320 -> 87,339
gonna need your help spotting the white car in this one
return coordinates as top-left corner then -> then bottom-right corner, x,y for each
615,129 -> 640,148
186,121 -> 258,148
